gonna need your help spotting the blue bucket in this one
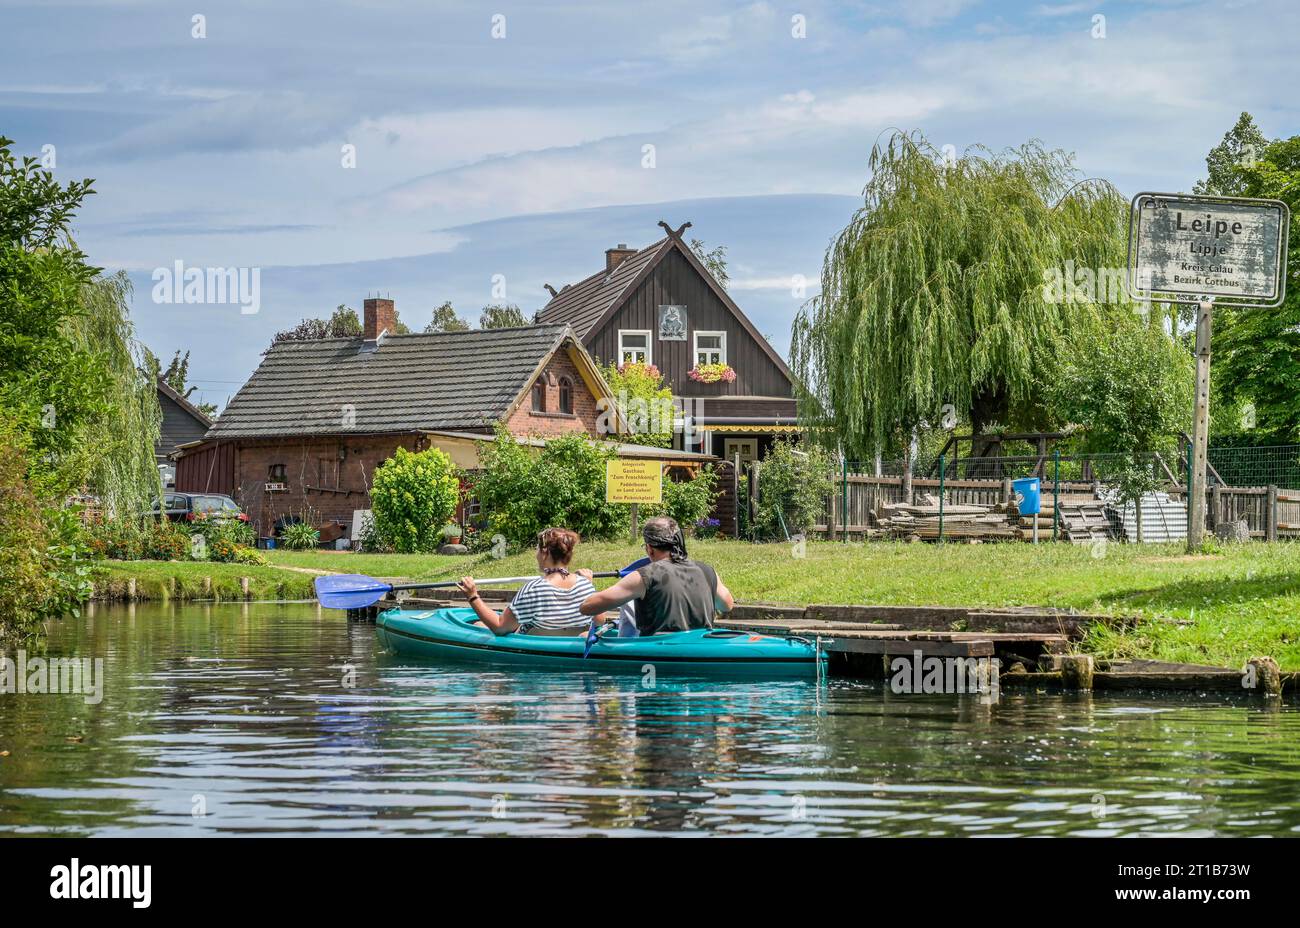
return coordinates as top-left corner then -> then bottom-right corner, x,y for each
1011,477 -> 1041,516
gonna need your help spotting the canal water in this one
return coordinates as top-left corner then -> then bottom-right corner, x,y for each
1,602 -> 1298,837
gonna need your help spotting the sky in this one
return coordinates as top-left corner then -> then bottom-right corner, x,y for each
2,0 -> 1297,411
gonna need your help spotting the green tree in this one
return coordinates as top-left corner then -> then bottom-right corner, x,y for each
791,130 -> 1134,461
425,300 -> 471,333
479,303 -> 527,329
601,361 -> 675,447
273,304 -> 410,344
369,446 -> 461,553
143,348 -> 218,416
1051,315 -> 1191,540
1203,128 -> 1300,444
0,136 -> 161,514
689,238 -> 729,290
1193,112 -> 1269,197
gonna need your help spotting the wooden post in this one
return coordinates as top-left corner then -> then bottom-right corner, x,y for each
1247,656 -> 1282,697
730,455 -> 741,540
1266,485 -> 1278,542
1211,483 -> 1222,534
1060,654 -> 1095,691
630,503 -> 640,543
240,576 -> 251,599
1187,298 -> 1213,551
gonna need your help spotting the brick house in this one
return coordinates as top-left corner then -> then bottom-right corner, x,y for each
174,297 -> 710,536
536,221 -> 801,466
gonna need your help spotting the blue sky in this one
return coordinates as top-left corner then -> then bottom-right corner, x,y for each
2,0 -> 1296,410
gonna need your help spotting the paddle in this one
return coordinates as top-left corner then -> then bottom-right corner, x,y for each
315,570 -> 626,611
583,557 -> 650,658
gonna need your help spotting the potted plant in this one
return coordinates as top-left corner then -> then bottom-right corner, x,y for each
442,522 -> 463,545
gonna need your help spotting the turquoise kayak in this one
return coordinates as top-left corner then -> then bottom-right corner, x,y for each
376,607 -> 823,678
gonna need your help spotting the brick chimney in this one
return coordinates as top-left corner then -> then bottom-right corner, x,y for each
363,297 -> 396,340
605,243 -> 636,273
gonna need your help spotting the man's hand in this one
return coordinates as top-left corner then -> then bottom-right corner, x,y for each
456,576 -> 478,598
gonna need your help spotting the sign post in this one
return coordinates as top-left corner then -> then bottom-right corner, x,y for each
605,459 -> 663,542
1126,192 -> 1289,552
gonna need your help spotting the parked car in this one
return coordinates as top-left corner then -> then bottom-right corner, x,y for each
152,492 -> 249,523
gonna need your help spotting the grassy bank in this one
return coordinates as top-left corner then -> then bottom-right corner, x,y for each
265,540 -> 1300,670
92,560 -> 317,602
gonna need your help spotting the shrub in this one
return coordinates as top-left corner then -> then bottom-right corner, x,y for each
472,424 -> 627,546
187,513 -> 256,560
370,446 -> 461,553
752,439 -> 834,539
695,517 -> 721,539
644,466 -> 719,533
280,520 -> 321,550
601,362 -> 675,447
143,519 -> 190,560
233,546 -> 268,566
0,417 -> 91,645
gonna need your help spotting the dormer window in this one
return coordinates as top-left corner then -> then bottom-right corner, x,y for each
531,379 -> 546,412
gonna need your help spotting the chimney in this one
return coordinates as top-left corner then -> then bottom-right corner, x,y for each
605,243 -> 636,273
363,297 -> 396,340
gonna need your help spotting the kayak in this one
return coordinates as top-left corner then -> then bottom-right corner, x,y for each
375,607 -> 824,678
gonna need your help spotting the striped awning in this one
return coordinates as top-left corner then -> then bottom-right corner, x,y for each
695,424 -> 805,433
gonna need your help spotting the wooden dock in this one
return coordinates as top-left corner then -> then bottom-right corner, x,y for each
379,592 -> 1294,697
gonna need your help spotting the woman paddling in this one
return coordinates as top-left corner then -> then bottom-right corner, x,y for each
457,527 -> 596,636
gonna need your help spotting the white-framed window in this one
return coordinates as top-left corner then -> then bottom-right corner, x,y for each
694,330 -> 726,366
618,329 -> 652,365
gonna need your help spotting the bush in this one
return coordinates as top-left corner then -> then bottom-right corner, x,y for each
753,439 -> 834,539
644,466 -> 719,533
472,424 -> 627,546
280,520 -> 320,550
370,446 -> 461,553
0,417 -> 91,645
143,519 -> 189,560
601,362 -> 675,447
186,513 -> 256,561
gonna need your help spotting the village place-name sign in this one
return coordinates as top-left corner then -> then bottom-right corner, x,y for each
1127,192 -> 1289,307
1125,191 -> 1290,552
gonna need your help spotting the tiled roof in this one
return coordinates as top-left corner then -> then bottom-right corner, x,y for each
206,325 -> 573,439
535,238 -> 671,338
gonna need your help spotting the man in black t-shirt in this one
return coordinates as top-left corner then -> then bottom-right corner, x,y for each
578,516 -> 734,635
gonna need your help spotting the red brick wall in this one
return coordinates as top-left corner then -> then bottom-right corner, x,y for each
505,351 -> 602,438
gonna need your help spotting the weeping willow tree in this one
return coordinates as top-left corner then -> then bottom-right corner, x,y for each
791,131 -> 1134,462
67,272 -> 163,518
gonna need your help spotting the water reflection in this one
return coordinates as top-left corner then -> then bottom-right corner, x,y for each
0,602 -> 1297,836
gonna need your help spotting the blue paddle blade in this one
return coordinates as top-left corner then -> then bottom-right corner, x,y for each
314,574 -> 393,610
619,557 -> 651,577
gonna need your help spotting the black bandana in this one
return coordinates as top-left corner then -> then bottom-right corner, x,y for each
643,522 -> 689,562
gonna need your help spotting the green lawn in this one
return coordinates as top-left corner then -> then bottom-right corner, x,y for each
265,539 -> 1300,670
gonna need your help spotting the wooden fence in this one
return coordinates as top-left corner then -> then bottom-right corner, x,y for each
810,471 -> 1300,541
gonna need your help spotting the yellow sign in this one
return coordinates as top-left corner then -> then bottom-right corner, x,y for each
606,459 -> 662,504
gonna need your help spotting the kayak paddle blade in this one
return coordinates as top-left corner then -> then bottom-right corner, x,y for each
619,557 -> 651,578
314,574 -> 393,610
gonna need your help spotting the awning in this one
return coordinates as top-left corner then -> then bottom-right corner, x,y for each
695,424 -> 805,433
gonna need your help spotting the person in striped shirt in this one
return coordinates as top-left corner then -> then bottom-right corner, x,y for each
456,527 -> 596,636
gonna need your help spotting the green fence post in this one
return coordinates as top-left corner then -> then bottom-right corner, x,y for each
841,455 -> 848,543
1053,448 -> 1060,541
938,453 -> 945,543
